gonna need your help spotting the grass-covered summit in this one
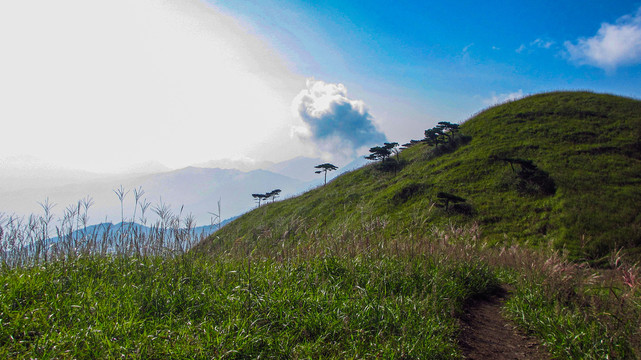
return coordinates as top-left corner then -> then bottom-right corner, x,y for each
4,91 -> 641,359
198,91 -> 641,261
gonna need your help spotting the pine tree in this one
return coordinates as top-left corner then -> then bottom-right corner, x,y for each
314,163 -> 338,185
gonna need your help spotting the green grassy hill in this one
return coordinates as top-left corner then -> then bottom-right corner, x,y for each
4,91 -> 641,359
197,91 -> 641,261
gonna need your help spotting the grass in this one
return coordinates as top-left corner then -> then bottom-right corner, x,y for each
1,189 -> 501,358
1,227 -> 500,359
3,91 -> 641,358
3,201 -> 641,359
201,91 -> 641,262
499,247 -> 641,358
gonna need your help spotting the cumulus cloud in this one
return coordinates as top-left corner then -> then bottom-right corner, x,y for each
292,79 -> 386,159
483,90 -> 525,106
565,7 -> 641,71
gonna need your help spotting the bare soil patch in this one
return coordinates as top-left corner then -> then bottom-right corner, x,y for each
458,287 -> 550,360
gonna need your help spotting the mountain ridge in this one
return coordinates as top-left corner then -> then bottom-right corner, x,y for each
0,164 -> 309,226
196,91 -> 641,262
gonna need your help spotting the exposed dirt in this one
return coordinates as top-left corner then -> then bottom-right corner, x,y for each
458,287 -> 550,360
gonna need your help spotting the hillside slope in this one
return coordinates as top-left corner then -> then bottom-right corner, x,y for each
197,92 -> 641,261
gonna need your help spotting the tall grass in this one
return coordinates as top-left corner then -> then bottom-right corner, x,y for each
0,188 -> 212,268
497,247 -> 641,359
204,213 -> 641,359
432,235 -> 641,359
3,187 -> 641,358
1,201 -> 501,358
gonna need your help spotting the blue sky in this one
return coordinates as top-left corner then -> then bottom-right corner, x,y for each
209,0 -> 641,160
214,0 -> 641,106
1,0 -> 640,173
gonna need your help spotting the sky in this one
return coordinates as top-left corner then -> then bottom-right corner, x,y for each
1,0 -> 641,174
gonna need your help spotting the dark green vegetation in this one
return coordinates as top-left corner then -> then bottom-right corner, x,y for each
2,91 -> 640,359
203,91 -> 641,262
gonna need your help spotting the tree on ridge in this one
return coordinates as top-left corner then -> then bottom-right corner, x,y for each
265,189 -> 282,203
314,163 -> 338,186
252,193 -> 267,207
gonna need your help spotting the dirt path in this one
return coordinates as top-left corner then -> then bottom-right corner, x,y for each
458,287 -> 550,360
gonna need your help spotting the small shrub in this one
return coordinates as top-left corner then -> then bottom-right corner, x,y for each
490,156 -> 556,196
435,192 -> 473,216
391,183 -> 428,205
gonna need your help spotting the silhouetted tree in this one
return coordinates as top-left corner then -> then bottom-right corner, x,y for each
436,192 -> 466,211
490,156 -> 556,195
252,193 -> 267,207
365,146 -> 392,162
490,156 -> 536,173
424,128 -> 444,147
252,189 -> 283,207
384,142 -> 400,162
436,121 -> 460,142
314,163 -> 338,185
402,139 -> 424,148
265,189 -> 281,203
366,143 -> 405,174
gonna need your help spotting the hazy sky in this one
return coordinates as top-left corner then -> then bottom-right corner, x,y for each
2,0 -> 641,173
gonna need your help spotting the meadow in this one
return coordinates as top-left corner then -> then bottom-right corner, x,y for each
2,204 -> 640,358
2,91 -> 641,358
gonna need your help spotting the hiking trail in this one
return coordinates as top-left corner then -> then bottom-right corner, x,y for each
458,287 -> 550,360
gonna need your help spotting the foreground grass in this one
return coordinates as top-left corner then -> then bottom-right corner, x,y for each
499,248 -> 641,359
1,251 -> 497,359
4,91 -> 641,358
3,223 -> 641,359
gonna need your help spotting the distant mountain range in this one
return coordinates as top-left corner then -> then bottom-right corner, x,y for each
47,219 -> 236,246
0,156 -> 367,227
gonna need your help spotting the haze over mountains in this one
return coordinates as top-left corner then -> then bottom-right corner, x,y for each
0,156 -> 366,226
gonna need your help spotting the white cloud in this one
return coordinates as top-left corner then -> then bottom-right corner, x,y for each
565,7 -> 641,71
291,79 -> 386,161
516,38 -> 555,53
483,90 -> 525,107
0,0 -> 302,172
532,38 -> 555,49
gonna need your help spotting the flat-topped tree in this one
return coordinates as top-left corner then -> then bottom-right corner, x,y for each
402,139 -> 424,148
266,189 -> 281,203
489,155 -> 540,174
252,193 -> 267,207
253,189 -> 283,207
366,143 -> 404,174
436,192 -> 466,211
314,163 -> 338,186
365,146 -> 392,162
489,156 -> 556,195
